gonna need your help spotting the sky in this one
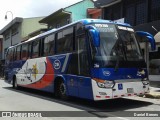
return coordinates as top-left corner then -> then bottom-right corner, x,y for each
0,0 -> 82,30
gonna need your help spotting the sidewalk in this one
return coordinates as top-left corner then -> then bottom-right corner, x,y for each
144,87 -> 160,99
145,75 -> 160,99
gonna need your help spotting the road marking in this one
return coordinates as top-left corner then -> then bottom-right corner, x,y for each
103,113 -> 130,120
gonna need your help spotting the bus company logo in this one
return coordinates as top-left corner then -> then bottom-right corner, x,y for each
103,71 -> 111,76
53,59 -> 61,70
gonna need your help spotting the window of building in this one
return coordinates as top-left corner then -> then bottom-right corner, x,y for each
151,0 -> 160,21
66,19 -> 70,24
56,24 -> 61,28
4,32 -> 10,40
12,27 -> 19,36
32,40 -> 39,58
125,4 -> 136,26
43,34 -> 55,56
104,3 -> 121,21
125,0 -> 147,26
136,0 -> 147,25
57,27 -> 73,54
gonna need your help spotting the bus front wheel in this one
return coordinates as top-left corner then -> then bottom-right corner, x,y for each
13,77 -> 18,89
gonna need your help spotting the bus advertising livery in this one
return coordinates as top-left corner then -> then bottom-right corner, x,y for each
4,19 -> 156,101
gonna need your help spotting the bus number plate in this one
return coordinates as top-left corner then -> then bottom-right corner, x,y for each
127,88 -> 134,93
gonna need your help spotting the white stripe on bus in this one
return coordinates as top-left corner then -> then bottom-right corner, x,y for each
61,53 -> 70,72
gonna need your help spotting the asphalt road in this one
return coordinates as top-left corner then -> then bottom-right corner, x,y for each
0,79 -> 160,120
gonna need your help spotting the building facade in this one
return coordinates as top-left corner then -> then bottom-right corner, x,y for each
94,0 -> 160,82
94,0 -> 160,36
39,0 -> 94,29
0,17 -> 47,60
87,8 -> 102,19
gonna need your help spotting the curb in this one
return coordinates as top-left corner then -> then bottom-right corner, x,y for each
144,92 -> 160,99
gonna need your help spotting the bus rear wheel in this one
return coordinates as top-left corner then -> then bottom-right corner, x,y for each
57,80 -> 68,99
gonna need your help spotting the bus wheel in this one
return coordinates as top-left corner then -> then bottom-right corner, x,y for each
57,80 -> 68,99
13,77 -> 18,89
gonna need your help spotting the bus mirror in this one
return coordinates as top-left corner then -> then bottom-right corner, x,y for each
136,31 -> 156,51
89,29 -> 100,47
146,36 -> 156,51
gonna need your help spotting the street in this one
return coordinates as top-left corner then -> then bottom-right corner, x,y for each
0,79 -> 160,120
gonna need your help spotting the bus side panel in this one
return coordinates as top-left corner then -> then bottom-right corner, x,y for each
78,77 -> 93,100
16,57 -> 55,91
66,75 -> 79,97
65,75 -> 93,100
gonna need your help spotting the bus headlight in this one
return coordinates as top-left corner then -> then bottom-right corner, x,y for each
142,78 -> 149,85
97,82 -> 105,88
96,80 -> 114,88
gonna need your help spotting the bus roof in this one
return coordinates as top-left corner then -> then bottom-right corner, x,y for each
10,19 -> 131,48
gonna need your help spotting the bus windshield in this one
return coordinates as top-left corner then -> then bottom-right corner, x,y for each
91,24 -> 145,68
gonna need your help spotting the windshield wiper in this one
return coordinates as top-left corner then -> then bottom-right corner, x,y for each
114,55 -> 120,72
112,40 -> 120,72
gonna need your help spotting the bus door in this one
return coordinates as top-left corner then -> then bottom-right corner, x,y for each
77,34 -> 93,99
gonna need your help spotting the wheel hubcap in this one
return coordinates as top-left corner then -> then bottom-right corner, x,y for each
60,83 -> 66,95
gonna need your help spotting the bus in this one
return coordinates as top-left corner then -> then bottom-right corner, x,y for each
4,19 -> 156,101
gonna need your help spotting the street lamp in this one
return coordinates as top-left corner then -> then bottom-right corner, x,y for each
5,11 -> 13,20
5,11 -> 13,46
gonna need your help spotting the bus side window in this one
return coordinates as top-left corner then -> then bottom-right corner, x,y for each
76,34 -> 90,76
63,27 -> 73,52
5,49 -> 10,63
57,27 -> 73,54
43,34 -> 55,56
76,23 -> 84,36
16,45 -> 21,60
32,40 -> 39,58
13,47 -> 16,61
57,31 -> 63,53
28,42 -> 32,59
10,48 -> 14,61
21,43 -> 28,60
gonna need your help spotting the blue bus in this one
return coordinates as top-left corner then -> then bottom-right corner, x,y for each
4,19 -> 156,101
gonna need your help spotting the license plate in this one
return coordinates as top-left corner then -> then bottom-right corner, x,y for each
127,88 -> 134,93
